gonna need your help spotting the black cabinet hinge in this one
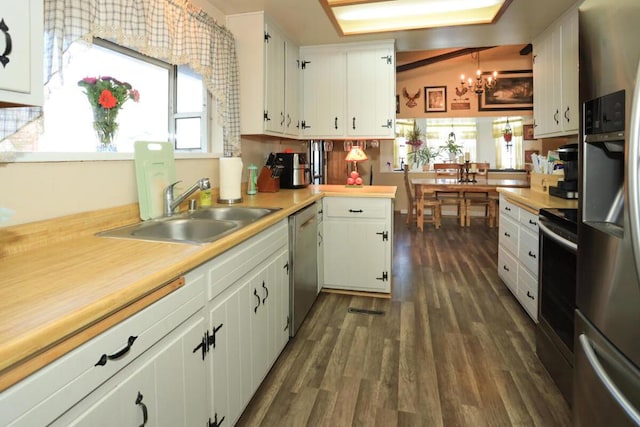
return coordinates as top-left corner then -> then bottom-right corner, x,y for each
209,412 -> 225,427
376,271 -> 389,282
301,60 -> 311,69
264,32 -> 271,42
193,323 -> 224,361
264,110 -> 271,122
301,120 -> 310,129
381,55 -> 392,64
375,231 -> 389,241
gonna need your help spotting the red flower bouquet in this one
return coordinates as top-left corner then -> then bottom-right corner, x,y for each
78,76 -> 140,148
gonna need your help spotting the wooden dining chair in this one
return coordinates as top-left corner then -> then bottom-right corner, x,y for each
432,163 -> 465,226
464,162 -> 496,227
416,184 -> 441,231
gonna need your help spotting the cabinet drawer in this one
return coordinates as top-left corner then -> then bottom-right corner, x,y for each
519,208 -> 539,234
324,197 -> 389,219
207,219 -> 288,301
500,195 -> 519,221
1,272 -> 205,426
518,266 -> 539,322
499,214 -> 519,255
519,227 -> 539,276
498,246 -> 518,295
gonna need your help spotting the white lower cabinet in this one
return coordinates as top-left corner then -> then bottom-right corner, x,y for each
51,313 -> 208,427
322,197 -> 393,293
1,220 -> 291,427
497,194 -> 540,322
203,219 -> 290,426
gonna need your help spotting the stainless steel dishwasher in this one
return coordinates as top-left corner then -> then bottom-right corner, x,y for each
289,203 -> 318,336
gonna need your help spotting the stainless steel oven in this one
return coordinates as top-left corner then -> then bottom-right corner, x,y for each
536,208 -> 578,404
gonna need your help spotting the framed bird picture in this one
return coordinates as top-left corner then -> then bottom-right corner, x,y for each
424,86 -> 447,113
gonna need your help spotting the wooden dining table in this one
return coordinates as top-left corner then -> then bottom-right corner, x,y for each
410,177 -> 530,227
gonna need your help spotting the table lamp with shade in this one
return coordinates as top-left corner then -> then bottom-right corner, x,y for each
345,143 -> 368,185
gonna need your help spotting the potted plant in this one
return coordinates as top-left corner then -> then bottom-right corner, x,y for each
440,131 -> 463,161
409,145 -> 440,170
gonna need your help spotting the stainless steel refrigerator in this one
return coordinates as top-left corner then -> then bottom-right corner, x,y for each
576,0 -> 640,425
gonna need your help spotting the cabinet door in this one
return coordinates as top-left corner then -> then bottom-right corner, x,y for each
301,50 -> 346,137
0,0 -> 43,106
346,48 -> 395,138
323,219 -> 390,292
532,34 -> 549,137
284,39 -> 300,137
560,9 -> 579,133
272,247 -> 291,356
264,22 -> 285,134
208,284 -> 249,427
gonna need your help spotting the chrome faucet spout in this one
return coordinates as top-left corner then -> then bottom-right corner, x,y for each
163,177 -> 211,216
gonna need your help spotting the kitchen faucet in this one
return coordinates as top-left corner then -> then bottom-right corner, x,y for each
163,178 -> 211,216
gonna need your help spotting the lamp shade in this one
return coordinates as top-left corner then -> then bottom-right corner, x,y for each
345,146 -> 368,162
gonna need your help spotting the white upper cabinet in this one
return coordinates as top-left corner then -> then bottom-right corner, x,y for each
300,40 -> 396,140
226,12 -> 300,137
533,6 -> 578,138
0,0 -> 43,107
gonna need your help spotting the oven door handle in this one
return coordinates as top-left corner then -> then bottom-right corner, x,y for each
539,221 -> 577,253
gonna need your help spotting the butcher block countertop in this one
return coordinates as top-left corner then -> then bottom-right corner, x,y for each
0,185 -> 397,391
497,187 -> 578,211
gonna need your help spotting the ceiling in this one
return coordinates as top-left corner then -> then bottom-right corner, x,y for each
204,0 -> 577,53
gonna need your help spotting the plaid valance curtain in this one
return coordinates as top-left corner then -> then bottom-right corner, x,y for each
44,0 -> 241,155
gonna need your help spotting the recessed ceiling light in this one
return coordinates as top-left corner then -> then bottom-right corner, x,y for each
320,0 -> 512,36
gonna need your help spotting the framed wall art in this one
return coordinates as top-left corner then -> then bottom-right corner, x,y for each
523,124 -> 535,140
478,70 -> 533,111
424,86 -> 447,113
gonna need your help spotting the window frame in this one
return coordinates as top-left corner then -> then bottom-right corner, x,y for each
7,39 -> 220,163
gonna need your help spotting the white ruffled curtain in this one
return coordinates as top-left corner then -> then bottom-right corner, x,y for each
44,0 -> 241,156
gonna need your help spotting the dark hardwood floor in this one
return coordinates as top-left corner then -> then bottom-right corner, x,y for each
237,213 -> 571,426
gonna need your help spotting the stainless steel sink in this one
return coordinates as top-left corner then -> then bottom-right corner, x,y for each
98,206 -> 281,244
188,207 -> 281,222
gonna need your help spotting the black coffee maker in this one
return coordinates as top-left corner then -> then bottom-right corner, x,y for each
549,143 -> 578,199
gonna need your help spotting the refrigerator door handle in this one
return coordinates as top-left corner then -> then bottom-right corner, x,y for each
579,334 -> 640,424
628,59 -> 640,282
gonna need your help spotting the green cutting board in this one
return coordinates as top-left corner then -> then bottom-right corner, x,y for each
134,141 -> 176,220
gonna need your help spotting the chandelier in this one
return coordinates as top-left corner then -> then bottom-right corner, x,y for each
459,51 -> 498,95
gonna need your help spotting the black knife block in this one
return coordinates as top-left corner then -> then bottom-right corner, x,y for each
257,167 -> 280,192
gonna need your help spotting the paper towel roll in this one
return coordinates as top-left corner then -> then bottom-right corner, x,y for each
218,157 -> 243,203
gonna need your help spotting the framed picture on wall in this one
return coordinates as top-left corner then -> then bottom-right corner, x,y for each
478,70 -> 533,111
424,86 -> 447,113
523,124 -> 535,140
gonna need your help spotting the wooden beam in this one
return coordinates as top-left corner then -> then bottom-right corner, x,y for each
396,47 -> 496,73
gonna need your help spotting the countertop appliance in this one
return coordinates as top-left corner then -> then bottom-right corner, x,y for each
288,203 -> 318,336
549,144 -> 579,199
537,208 -> 578,404
576,0 -> 640,424
276,152 -> 310,189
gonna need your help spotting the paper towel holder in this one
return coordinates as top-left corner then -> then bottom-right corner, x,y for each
217,195 -> 243,204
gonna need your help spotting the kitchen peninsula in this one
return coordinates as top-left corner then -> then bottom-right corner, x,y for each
0,184 -> 395,426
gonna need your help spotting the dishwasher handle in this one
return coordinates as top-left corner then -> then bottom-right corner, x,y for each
298,215 -> 316,230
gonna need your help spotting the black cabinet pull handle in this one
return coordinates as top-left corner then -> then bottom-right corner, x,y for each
95,335 -> 138,366
348,209 -> 363,213
280,112 -> 285,126
504,232 -> 511,237
352,117 -> 356,130
529,219 -> 537,226
503,265 -> 510,272
505,206 -> 511,211
526,291 -> 535,300
554,109 -> 559,124
254,288 -> 260,313
136,392 -> 148,426
0,19 -> 12,68
564,106 -> 570,122
528,251 -> 536,259
262,281 -> 269,304
109,335 -> 138,360
334,117 -> 338,129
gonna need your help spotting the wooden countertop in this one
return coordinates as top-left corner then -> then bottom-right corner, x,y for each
0,185 -> 396,389
497,187 -> 578,210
